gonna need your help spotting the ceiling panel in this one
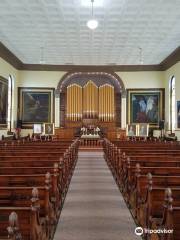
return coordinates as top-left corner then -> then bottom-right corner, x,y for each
0,0 -> 179,65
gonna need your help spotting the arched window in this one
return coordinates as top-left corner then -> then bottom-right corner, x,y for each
169,76 -> 175,132
7,75 -> 13,132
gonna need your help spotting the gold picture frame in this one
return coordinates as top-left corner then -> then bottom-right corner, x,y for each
44,123 -> 55,135
138,123 -> 149,137
127,88 -> 165,127
18,87 -> 55,128
126,124 -> 138,137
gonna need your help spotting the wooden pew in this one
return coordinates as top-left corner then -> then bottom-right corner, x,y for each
103,139 -> 180,240
149,188 -> 180,240
103,139 -> 180,188
0,188 -> 47,240
138,186 -> 180,229
124,163 -> 180,200
131,173 -> 180,224
0,138 -> 79,239
0,186 -> 56,239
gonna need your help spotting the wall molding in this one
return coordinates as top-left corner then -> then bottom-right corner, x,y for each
0,41 -> 179,72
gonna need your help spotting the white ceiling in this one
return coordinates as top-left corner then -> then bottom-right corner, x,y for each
0,0 -> 180,65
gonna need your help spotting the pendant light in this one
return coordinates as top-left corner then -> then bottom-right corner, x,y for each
87,0 -> 98,30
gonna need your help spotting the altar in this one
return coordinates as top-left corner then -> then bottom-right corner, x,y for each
80,129 -> 102,148
81,134 -> 100,139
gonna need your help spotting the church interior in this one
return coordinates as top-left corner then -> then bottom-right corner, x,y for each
0,0 -> 180,239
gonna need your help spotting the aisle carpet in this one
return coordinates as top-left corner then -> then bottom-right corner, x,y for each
54,151 -> 141,240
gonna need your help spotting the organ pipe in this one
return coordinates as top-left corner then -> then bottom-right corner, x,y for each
103,86 -> 105,121
109,86 -> 111,121
112,87 -> 115,120
101,86 -> 104,121
97,84 -> 115,122
66,82 -> 114,122
66,84 -> 82,121
107,85 -> 110,121
104,85 -> 106,121
76,86 -> 78,120
109,86 -> 112,121
98,86 -> 101,120
83,84 -> 86,116
66,86 -> 69,119
90,81 -> 92,117
77,87 -> 80,121
80,87 -> 82,119
73,85 -> 75,121
106,85 -> 108,121
75,85 -> 77,121
69,86 -> 72,120
71,85 -> 73,121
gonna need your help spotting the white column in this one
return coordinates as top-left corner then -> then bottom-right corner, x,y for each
55,95 -> 60,128
121,97 -> 126,129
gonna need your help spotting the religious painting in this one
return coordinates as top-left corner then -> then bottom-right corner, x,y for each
18,88 -> 54,128
0,77 -> 8,128
177,101 -> 180,129
126,124 -> 138,137
138,123 -> 149,137
44,123 -> 54,135
127,89 -> 164,126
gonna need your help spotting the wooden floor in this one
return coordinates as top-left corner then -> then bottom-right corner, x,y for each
53,151 -> 141,240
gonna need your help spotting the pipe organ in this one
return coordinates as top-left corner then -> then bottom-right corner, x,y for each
66,80 -> 115,122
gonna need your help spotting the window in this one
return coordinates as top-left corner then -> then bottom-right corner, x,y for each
169,76 -> 175,132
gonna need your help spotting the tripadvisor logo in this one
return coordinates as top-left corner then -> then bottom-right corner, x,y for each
135,227 -> 143,236
135,227 -> 173,236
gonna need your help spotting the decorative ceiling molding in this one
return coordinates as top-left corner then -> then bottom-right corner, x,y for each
0,41 -> 179,72
20,63 -> 162,72
0,42 -> 23,70
159,46 -> 180,70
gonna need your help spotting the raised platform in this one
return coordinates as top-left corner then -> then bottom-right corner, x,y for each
55,126 -> 126,141
81,134 -> 100,139
79,146 -> 103,151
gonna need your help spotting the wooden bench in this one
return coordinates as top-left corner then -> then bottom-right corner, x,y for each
124,164 -> 180,200
0,188 -> 47,240
149,188 -> 180,240
131,173 -> 180,223
103,139 -> 180,240
0,139 -> 79,237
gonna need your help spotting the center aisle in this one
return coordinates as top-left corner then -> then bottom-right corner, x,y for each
54,151 -> 141,240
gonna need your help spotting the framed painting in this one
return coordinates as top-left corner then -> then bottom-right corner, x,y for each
126,124 -> 138,137
138,123 -> 149,137
127,88 -> 165,127
0,76 -> 8,129
177,101 -> 180,129
44,123 -> 54,135
33,124 -> 43,134
18,88 -> 55,128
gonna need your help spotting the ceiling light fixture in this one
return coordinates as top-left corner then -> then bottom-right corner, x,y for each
81,0 -> 103,7
87,0 -> 98,30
